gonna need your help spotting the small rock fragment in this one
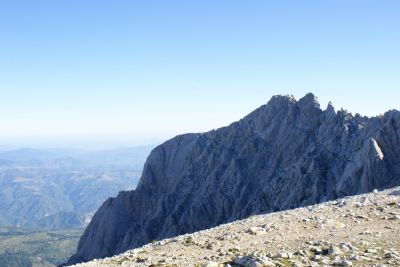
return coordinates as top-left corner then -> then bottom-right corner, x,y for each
328,245 -> 343,255
202,261 -> 219,267
339,260 -> 353,266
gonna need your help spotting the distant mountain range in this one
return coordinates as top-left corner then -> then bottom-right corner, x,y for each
0,145 -> 154,229
67,93 -> 400,265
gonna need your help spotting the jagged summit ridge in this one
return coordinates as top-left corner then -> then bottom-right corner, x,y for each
67,93 -> 400,265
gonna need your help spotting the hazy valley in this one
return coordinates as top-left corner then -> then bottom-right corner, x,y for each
0,227 -> 82,267
0,146 -> 153,266
2,93 -> 400,267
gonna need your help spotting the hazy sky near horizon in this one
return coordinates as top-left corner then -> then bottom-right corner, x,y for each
1,1 -> 399,148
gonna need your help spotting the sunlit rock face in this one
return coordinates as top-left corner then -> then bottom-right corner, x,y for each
67,93 -> 400,265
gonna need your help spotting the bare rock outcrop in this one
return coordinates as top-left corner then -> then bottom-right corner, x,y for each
67,93 -> 400,265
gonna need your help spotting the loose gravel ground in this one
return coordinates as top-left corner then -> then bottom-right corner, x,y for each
73,187 -> 400,267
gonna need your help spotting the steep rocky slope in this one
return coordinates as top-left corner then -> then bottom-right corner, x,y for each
71,186 -> 400,267
67,93 -> 400,265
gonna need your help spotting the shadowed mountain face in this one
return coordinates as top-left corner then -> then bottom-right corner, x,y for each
67,93 -> 400,265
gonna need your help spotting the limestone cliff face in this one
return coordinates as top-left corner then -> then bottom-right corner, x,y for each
67,93 -> 400,265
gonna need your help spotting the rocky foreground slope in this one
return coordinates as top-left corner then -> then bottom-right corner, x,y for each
73,186 -> 400,266
67,93 -> 400,265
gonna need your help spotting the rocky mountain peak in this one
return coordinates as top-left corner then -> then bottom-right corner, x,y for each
298,92 -> 319,107
267,94 -> 296,105
66,93 -> 400,265
324,101 -> 336,120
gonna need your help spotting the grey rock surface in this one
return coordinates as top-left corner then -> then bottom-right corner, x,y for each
67,93 -> 400,265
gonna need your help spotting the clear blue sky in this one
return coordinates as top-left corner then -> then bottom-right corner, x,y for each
0,1 -> 399,148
